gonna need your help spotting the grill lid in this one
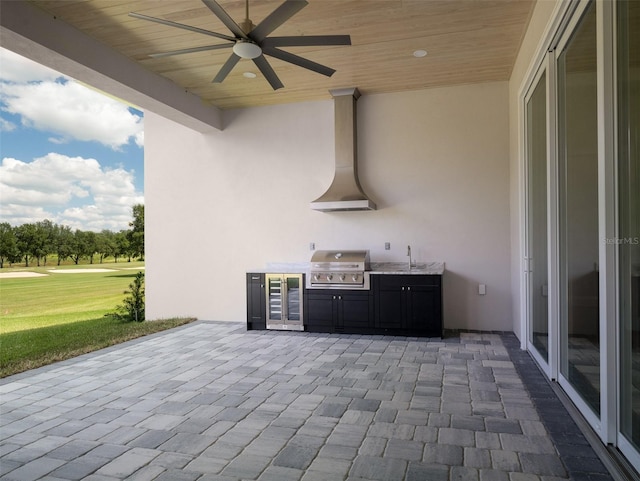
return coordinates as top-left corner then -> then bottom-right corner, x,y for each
310,250 -> 370,271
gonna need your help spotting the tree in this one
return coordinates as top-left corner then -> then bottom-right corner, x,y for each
112,271 -> 145,322
113,230 -> 130,263
129,204 -> 144,260
13,220 -> 55,267
35,220 -> 56,266
84,231 -> 98,264
0,223 -> 20,268
55,225 -> 74,265
15,223 -> 39,267
70,230 -> 91,265
97,230 -> 117,263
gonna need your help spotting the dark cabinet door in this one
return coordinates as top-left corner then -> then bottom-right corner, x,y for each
337,291 -> 372,331
376,288 -> 404,329
374,275 -> 406,330
246,273 -> 265,330
305,290 -> 371,332
374,275 -> 442,336
305,292 -> 335,331
406,284 -> 442,336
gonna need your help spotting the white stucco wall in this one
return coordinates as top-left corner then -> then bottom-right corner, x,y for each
146,81 -> 512,331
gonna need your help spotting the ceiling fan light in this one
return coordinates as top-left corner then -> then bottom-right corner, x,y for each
233,41 -> 262,59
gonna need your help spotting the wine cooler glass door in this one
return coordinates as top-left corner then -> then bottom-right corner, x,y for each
267,275 -> 283,321
286,276 -> 301,321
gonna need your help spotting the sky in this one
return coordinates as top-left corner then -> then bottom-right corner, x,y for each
0,48 -> 144,233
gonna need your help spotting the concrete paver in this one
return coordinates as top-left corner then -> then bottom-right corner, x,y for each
0,321 -> 613,480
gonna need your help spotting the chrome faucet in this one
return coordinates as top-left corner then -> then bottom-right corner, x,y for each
407,245 -> 412,270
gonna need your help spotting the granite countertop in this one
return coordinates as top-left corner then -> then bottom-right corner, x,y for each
370,261 -> 445,275
250,261 -> 445,275
251,263 -> 309,274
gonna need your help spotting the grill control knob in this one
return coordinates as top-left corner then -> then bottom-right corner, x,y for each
327,274 -> 333,281
313,274 -> 320,281
352,274 -> 358,282
339,274 -> 346,281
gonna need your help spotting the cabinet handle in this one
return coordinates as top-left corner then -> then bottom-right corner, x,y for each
407,286 -> 411,291
339,296 -> 342,300
402,286 -> 405,291
333,295 -> 336,300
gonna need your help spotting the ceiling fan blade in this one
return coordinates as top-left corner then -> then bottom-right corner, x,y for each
201,0 -> 248,40
212,53 -> 241,83
262,35 -> 351,48
150,43 -> 233,59
129,12 -> 236,42
249,0 -> 308,43
262,47 -> 335,77
252,55 -> 284,90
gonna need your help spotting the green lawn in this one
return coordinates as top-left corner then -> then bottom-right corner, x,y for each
0,261 -> 197,377
0,262 -> 145,334
0,316 -> 194,378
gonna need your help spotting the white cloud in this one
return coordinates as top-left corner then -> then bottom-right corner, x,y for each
0,153 -> 143,232
0,80 -> 144,150
0,48 -> 144,150
0,204 -> 56,229
0,117 -> 16,131
0,48 -> 62,83
135,130 -> 145,148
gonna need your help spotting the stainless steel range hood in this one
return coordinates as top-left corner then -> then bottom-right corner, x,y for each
310,88 -> 376,212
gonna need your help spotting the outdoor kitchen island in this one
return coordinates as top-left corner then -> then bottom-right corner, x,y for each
246,260 -> 444,338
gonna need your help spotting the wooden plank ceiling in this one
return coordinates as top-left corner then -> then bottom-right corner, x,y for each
30,0 -> 536,110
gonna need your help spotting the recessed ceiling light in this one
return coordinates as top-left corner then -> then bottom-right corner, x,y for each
413,49 -> 428,58
243,72 -> 257,79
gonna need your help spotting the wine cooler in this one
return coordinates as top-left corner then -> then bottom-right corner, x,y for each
265,273 -> 304,331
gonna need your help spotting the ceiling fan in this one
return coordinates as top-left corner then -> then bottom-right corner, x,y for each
129,0 -> 351,90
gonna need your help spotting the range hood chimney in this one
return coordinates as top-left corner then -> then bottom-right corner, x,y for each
310,87 -> 376,212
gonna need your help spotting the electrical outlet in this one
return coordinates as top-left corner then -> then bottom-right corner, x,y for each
478,284 -> 486,295
310,242 -> 315,251
384,242 -> 390,250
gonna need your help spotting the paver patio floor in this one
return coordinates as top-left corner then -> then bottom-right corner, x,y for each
0,321 -> 612,480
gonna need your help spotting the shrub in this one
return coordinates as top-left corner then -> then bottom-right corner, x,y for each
114,271 -> 145,322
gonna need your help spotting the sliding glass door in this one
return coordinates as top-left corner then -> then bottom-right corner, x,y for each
526,69 -> 549,365
618,0 -> 640,465
522,0 -> 640,468
557,2 -> 601,416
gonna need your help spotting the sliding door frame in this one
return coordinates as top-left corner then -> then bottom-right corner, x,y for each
595,0 -> 617,446
520,0 -> 619,447
613,0 -> 640,468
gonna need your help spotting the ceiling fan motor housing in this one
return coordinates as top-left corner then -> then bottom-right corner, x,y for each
233,40 -> 261,59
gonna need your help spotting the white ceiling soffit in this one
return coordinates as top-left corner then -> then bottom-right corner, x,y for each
0,1 -> 223,132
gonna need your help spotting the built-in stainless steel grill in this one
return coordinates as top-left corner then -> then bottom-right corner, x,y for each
308,250 -> 371,290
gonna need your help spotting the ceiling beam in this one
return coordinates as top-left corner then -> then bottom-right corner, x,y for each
0,1 -> 223,132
